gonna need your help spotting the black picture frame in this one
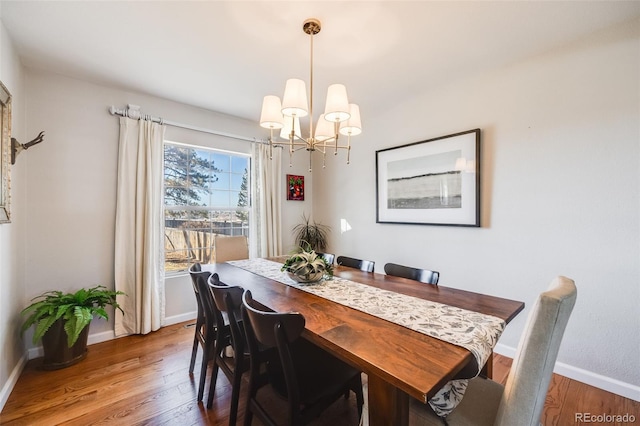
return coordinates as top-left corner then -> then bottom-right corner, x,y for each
376,129 -> 480,227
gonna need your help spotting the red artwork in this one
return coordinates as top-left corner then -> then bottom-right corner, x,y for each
287,174 -> 304,201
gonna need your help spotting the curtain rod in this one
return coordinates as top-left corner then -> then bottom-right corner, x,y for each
109,104 -> 267,144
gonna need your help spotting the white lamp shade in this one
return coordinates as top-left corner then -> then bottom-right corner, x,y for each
259,95 -> 284,129
339,104 -> 362,136
324,84 -> 350,123
281,79 -> 309,117
314,114 -> 336,141
280,116 -> 302,140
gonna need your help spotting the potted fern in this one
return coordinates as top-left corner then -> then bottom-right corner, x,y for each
281,244 -> 333,283
21,285 -> 124,370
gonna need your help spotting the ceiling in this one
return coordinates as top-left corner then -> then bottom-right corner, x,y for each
1,1 -> 639,123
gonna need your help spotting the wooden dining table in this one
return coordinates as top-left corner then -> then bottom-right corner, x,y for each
205,260 -> 524,426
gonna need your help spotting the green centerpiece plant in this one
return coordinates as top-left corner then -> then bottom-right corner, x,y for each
281,244 -> 333,283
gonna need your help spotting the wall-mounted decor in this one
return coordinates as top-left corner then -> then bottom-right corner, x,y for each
376,129 -> 480,227
287,174 -> 305,201
12,130 -> 45,165
0,81 -> 12,224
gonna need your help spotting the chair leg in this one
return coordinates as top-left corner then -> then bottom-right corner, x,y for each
199,337 -> 218,402
208,357 -> 221,405
197,346 -> 209,402
189,336 -> 199,374
206,341 -> 223,408
206,349 -> 222,409
244,403 -> 254,426
243,372 -> 259,426
228,365 -> 243,425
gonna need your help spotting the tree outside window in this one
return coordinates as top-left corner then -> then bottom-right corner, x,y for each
164,143 -> 250,272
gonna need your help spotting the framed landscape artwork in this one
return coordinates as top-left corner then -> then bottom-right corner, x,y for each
287,174 -> 304,201
376,129 -> 480,227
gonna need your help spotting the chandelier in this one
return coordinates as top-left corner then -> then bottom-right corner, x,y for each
259,18 -> 362,172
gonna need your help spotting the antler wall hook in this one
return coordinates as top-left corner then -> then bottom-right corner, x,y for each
11,131 -> 45,164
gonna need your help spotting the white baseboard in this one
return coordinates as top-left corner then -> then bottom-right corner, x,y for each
164,311 -> 197,326
494,343 -> 640,402
494,343 -> 517,359
0,354 -> 27,412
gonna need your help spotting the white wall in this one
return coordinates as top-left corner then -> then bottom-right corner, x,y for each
314,18 -> 640,399
0,15 -> 26,410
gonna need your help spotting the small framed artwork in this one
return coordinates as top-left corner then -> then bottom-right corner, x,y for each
376,129 -> 480,227
287,174 -> 305,201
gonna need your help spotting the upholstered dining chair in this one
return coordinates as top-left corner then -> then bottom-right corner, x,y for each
411,276 -> 577,426
384,262 -> 440,285
208,278 -> 249,424
336,256 -> 375,273
187,263 -> 212,377
214,235 -> 249,263
241,290 -> 364,426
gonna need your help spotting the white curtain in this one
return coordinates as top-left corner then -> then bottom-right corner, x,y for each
250,143 -> 282,257
114,117 -> 165,336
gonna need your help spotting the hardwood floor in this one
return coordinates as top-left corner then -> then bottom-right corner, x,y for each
1,321 -> 638,425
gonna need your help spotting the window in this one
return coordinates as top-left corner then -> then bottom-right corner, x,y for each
164,142 -> 250,272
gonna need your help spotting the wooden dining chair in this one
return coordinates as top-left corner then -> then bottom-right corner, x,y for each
187,263 -> 212,377
384,262 -> 440,285
413,276 -> 577,426
241,290 -> 364,426
193,273 -> 229,403
208,279 -> 250,424
214,235 -> 249,262
336,256 -> 375,273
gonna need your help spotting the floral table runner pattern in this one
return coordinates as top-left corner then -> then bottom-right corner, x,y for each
228,258 -> 505,417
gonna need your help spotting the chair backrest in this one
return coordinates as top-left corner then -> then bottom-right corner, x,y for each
207,272 -> 223,287
384,262 -> 439,285
188,262 -> 210,289
317,252 -> 335,266
210,282 -> 245,353
242,290 -> 306,419
214,235 -> 249,263
189,263 -> 212,314
336,255 -> 375,273
195,274 -> 223,334
242,290 -> 305,349
495,276 -> 577,426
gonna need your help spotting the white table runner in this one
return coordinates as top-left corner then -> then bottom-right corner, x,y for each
228,258 -> 506,417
